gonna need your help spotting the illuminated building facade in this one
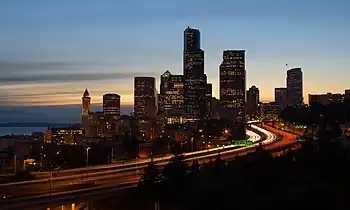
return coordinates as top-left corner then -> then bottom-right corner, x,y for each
287,68 -> 303,107
103,93 -> 120,134
259,102 -> 280,121
246,85 -> 259,117
89,112 -> 107,137
275,87 -> 288,111
183,27 -> 207,120
44,128 -> 84,145
134,77 -> 156,118
130,117 -> 156,141
159,70 -> 172,114
164,74 -> 184,114
103,93 -> 120,118
219,50 -> 246,120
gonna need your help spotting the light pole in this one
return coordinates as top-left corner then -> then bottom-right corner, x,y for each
190,137 -> 194,151
86,147 -> 90,167
111,147 -> 114,164
40,145 -> 44,172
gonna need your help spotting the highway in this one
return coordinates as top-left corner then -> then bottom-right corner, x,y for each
29,128 -> 261,179
0,123 -> 298,210
0,125 -> 276,200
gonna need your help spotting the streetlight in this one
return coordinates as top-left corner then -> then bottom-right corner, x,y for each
40,145 -> 44,172
86,147 -> 90,167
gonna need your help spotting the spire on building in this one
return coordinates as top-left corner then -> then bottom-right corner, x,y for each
83,89 -> 90,97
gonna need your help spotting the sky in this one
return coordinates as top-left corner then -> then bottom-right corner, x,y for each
0,0 -> 349,107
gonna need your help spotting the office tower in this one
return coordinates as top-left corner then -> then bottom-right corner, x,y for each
275,87 -> 288,111
103,93 -> 121,118
184,26 -> 200,51
246,85 -> 259,116
219,50 -> 246,120
103,93 -> 120,134
134,77 -> 156,118
287,68 -> 303,107
183,27 -> 207,119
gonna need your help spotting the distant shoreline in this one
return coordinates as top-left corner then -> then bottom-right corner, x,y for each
0,123 -> 79,128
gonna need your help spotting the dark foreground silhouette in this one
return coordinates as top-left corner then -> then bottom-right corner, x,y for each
97,136 -> 350,210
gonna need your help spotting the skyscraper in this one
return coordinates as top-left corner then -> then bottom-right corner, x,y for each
184,26 -> 200,52
287,68 -> 303,107
246,85 -> 259,117
275,87 -> 287,111
134,77 -> 156,118
183,27 -> 207,119
219,50 -> 246,120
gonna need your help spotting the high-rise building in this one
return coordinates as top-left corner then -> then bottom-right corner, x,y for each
184,26 -> 200,52
103,93 -> 120,134
183,27 -> 207,120
275,87 -> 288,111
134,77 -> 156,118
103,93 -> 120,118
246,85 -> 259,117
287,68 -> 303,107
219,50 -> 246,120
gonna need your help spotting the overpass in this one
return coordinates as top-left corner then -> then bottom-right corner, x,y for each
0,123 -> 297,210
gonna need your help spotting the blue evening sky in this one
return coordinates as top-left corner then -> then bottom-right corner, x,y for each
0,0 -> 349,106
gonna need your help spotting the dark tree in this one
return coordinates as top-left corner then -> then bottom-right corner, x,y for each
162,154 -> 189,197
138,159 -> 161,202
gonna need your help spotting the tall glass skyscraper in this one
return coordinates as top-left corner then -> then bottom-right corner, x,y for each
183,27 -> 207,120
219,50 -> 246,120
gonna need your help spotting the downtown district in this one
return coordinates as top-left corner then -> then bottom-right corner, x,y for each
2,27 -> 350,173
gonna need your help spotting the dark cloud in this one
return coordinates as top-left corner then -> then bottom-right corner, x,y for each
0,72 -> 150,84
0,91 -> 82,99
0,61 -> 126,73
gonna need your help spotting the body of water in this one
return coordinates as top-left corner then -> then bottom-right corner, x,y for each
0,127 -> 47,137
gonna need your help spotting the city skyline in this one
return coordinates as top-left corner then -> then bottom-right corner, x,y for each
0,0 -> 349,107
